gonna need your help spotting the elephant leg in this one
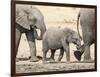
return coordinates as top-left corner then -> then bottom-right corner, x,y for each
65,45 -> 70,62
84,45 -> 91,61
62,39 -> 70,62
26,31 -> 39,62
16,28 -> 22,61
49,49 -> 56,63
57,48 -> 64,62
42,48 -> 48,63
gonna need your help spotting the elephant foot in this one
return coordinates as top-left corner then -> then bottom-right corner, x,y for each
66,61 -> 70,64
74,51 -> 82,61
42,58 -> 55,64
42,59 -> 48,64
57,58 -> 62,63
83,59 -> 94,63
42,61 -> 47,64
56,60 -> 61,63
30,56 -> 39,62
83,57 -> 93,63
49,59 -> 55,63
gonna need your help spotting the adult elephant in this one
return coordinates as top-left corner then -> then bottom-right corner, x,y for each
74,8 -> 96,61
16,5 -> 46,62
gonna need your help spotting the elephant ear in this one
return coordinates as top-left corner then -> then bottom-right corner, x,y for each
67,34 -> 72,43
16,7 -> 30,30
67,30 -> 74,43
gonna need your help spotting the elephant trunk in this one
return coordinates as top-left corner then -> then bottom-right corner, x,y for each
76,38 -> 81,49
34,24 -> 46,40
38,26 -> 46,40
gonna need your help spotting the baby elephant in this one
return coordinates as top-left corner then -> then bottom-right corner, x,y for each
42,27 -> 81,63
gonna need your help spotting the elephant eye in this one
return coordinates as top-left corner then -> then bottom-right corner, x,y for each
34,25 -> 37,28
28,15 -> 33,21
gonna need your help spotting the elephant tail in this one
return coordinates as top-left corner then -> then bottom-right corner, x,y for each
77,13 -> 82,40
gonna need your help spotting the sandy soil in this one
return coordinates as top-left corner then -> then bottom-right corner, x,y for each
16,5 -> 95,73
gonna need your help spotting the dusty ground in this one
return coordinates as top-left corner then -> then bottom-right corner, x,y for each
16,61 -> 95,73
16,5 -> 95,73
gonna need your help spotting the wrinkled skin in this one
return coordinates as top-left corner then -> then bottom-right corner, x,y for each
16,5 -> 46,62
74,8 -> 96,61
42,27 -> 81,63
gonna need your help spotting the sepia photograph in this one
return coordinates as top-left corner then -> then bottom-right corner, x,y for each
11,1 -> 97,76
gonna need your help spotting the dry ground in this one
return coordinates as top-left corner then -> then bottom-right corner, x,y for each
16,5 -> 95,73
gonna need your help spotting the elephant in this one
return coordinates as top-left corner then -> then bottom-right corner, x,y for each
16,5 -> 46,62
74,8 -> 96,61
42,27 -> 81,63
